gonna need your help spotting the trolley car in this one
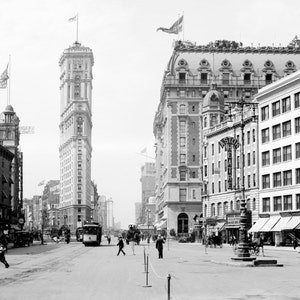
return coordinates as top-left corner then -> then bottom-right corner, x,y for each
82,222 -> 102,246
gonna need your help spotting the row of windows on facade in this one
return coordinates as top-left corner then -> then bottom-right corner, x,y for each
204,153 -> 255,176
178,71 -> 275,85
261,92 -> 300,121
262,143 -> 300,166
262,168 -> 300,189
204,198 -> 257,217
168,87 -> 253,99
261,118 -> 300,143
203,174 -> 256,194
262,194 -> 300,212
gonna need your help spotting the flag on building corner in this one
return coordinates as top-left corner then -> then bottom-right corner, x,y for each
38,180 -> 45,186
68,15 -> 77,22
157,16 -> 183,34
0,64 -> 9,89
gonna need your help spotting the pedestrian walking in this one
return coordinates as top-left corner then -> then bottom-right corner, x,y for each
0,230 -> 9,268
293,236 -> 298,250
155,234 -> 165,259
107,234 -> 111,245
117,237 -> 126,256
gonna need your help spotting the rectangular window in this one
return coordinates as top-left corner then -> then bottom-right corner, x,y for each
296,143 -> 300,159
262,151 -> 270,166
283,170 -> 292,186
180,154 -> 186,164
282,96 -> 291,113
295,92 -> 300,109
262,198 -> 270,212
246,153 -> 250,166
262,128 -> 269,143
237,156 -> 240,169
252,129 -> 256,142
296,168 -> 300,184
244,73 -> 251,84
282,121 -> 291,137
212,182 -> 214,194
283,195 -> 292,211
218,181 -> 221,193
295,117 -> 300,134
272,100 -> 280,117
192,155 -> 196,162
283,145 -> 292,161
273,148 -> 281,164
179,73 -> 186,82
204,146 -> 207,158
179,104 -> 186,114
180,170 -> 186,181
179,121 -> 186,135
179,188 -> 187,201
253,151 -> 256,165
253,174 -> 256,187
222,73 -> 229,85
192,189 -> 196,199
296,194 -> 300,210
247,131 -> 250,144
262,174 -> 270,189
248,175 -> 251,188
201,73 -> 208,84
204,165 -> 207,177
180,137 -> 186,148
266,74 -> 272,85
273,172 -> 281,187
212,163 -> 215,175
211,144 -> 214,156
261,106 -> 269,121
273,196 -> 282,212
272,124 -> 281,140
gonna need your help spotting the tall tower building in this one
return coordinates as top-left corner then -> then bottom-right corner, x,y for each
59,41 -> 94,230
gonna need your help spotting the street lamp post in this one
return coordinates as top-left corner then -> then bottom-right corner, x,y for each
228,98 -> 257,261
146,209 -> 150,245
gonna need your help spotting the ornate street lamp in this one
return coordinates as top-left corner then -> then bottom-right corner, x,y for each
226,98 -> 257,261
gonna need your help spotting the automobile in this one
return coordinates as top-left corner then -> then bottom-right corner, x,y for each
14,231 -> 31,247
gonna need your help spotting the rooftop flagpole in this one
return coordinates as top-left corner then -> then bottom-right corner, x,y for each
76,13 -> 79,42
7,55 -> 11,105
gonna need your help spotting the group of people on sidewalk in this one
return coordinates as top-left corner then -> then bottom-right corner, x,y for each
116,234 -> 165,258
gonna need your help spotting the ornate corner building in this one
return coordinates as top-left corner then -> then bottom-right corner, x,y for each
59,41 -> 94,231
153,38 -> 300,236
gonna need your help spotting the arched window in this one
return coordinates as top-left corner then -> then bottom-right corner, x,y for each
204,204 -> 207,217
230,201 -> 233,211
211,203 -> 215,216
177,213 -> 189,235
247,199 -> 251,210
236,200 -> 240,211
253,198 -> 256,210
224,201 -> 229,214
217,202 -> 222,216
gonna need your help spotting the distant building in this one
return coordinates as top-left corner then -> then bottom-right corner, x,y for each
140,162 -> 156,224
97,195 -> 114,232
0,105 -> 23,228
135,202 -> 142,224
58,41 -> 94,230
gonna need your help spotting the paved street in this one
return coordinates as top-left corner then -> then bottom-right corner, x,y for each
0,238 -> 300,300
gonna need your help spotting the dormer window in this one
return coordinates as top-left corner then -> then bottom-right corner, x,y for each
201,73 -> 208,84
179,72 -> 186,83
266,73 -> 272,85
244,73 -> 251,85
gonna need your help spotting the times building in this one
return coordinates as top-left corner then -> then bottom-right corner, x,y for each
153,37 -> 300,237
59,41 -> 94,231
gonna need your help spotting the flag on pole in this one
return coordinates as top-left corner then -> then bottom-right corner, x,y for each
38,180 -> 45,186
68,15 -> 77,22
157,15 -> 183,34
141,147 -> 147,154
0,64 -> 9,89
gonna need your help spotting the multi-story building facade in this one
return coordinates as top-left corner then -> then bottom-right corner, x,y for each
252,70 -> 300,246
135,202 -> 142,224
140,162 -> 156,224
0,105 -> 23,228
153,37 -> 300,235
59,41 -> 94,231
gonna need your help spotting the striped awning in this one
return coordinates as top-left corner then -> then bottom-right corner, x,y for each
248,218 -> 269,233
282,216 -> 300,231
259,216 -> 281,232
270,217 -> 292,232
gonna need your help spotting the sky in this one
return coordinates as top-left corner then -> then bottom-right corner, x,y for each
0,0 -> 299,228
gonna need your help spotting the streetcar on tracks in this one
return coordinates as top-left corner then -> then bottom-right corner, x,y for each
82,222 -> 102,246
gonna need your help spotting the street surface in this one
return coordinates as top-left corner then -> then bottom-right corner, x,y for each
0,237 -> 300,300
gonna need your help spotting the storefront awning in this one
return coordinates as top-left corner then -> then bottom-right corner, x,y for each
248,218 -> 269,233
270,217 -> 292,232
259,215 -> 280,232
282,216 -> 300,231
